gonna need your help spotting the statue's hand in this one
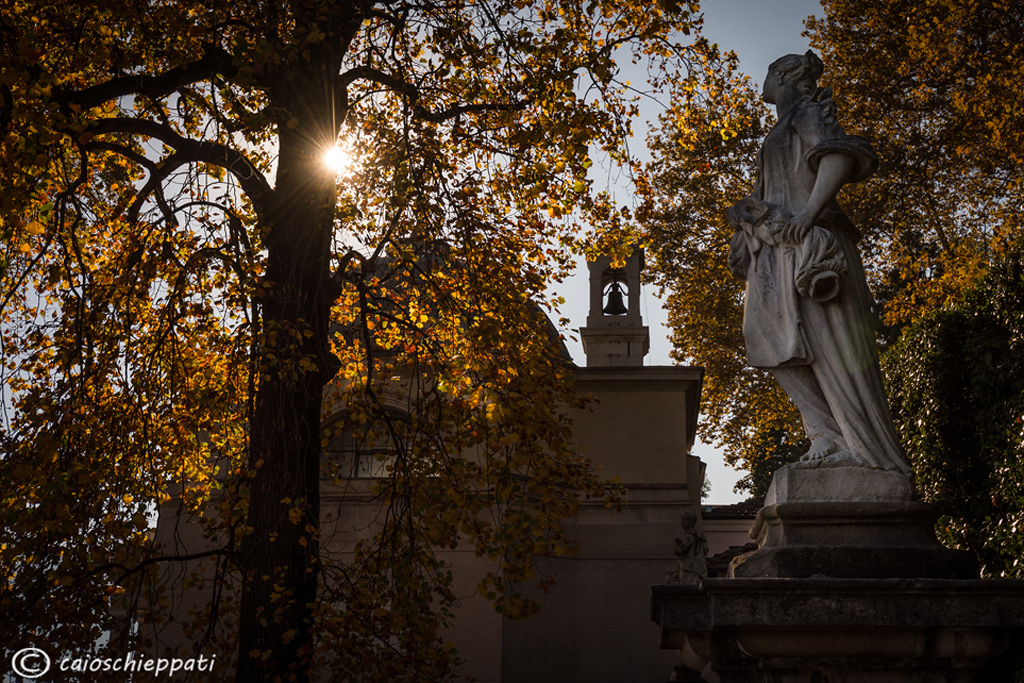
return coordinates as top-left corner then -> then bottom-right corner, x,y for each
783,211 -> 815,244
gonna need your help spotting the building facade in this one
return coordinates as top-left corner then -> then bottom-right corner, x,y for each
154,249 -> 739,682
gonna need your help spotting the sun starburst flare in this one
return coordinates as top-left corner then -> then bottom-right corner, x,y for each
323,145 -> 351,175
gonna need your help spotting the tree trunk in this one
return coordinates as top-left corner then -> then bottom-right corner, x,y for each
236,52 -> 338,683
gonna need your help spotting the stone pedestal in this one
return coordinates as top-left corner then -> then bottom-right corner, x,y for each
651,463 -> 1024,682
764,460 -> 914,504
728,464 -> 976,580
652,579 -> 1024,683
728,500 -> 977,579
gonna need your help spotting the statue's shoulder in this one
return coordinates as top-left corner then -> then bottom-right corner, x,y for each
793,87 -> 840,130
799,88 -> 879,182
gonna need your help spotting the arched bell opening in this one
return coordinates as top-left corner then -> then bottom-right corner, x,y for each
601,267 -> 629,316
581,247 -> 650,366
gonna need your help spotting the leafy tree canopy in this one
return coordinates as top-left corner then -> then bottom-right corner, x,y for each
0,1 -> 733,681
807,0 -> 1024,340
884,239 -> 1024,578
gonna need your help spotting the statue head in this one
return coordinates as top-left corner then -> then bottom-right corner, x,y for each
764,50 -> 824,103
679,510 -> 698,529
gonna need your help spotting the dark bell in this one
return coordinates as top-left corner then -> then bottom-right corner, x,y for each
603,281 -> 628,316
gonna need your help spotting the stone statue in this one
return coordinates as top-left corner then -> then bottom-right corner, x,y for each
727,51 -> 911,475
666,511 -> 707,585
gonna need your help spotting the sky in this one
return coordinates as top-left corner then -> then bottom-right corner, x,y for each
557,0 -> 825,504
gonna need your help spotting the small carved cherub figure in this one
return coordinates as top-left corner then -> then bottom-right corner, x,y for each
666,510 -> 708,585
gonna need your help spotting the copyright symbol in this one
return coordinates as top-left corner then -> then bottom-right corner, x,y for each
11,648 -> 51,679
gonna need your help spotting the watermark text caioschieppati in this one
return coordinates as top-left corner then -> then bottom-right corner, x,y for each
9,647 -> 217,679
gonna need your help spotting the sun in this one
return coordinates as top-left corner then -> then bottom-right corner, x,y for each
322,145 -> 351,175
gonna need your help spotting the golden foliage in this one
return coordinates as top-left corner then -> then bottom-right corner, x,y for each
808,0 -> 1024,336
640,44 -> 802,492
0,1 -> 721,680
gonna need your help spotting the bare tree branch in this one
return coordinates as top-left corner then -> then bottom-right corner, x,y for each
415,100 -> 528,122
89,117 -> 273,214
93,548 -> 238,584
59,43 -> 241,110
339,65 -> 529,122
339,65 -> 416,95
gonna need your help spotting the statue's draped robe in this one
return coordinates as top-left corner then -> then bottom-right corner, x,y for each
729,95 -> 910,474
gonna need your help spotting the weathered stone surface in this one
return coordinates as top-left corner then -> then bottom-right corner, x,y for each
755,501 -> 933,545
651,578 -> 1024,683
666,510 -> 708,585
649,47 -> 1023,683
729,501 -> 978,579
765,462 -> 914,505
726,50 -> 910,478
730,544 -> 978,580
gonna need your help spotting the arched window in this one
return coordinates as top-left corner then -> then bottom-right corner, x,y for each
321,410 -> 409,479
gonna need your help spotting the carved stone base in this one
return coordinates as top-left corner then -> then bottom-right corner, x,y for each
652,579 -> 1024,683
729,501 -> 978,579
728,465 -> 976,580
766,462 -> 914,504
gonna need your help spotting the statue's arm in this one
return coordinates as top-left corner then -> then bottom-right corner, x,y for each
784,99 -> 878,245
728,229 -> 753,280
674,534 -> 695,556
782,153 -> 855,243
